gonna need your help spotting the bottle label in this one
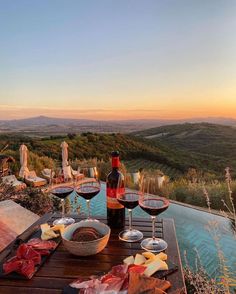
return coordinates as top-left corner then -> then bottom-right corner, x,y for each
107,187 -> 124,209
112,157 -> 120,168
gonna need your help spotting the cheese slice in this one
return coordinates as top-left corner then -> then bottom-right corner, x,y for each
40,223 -> 60,240
134,253 -> 146,265
142,252 -> 156,259
145,257 -> 156,265
40,223 -> 51,233
156,252 -> 167,261
41,229 -> 59,240
123,255 -> 135,265
51,224 -> 65,233
143,260 -> 168,277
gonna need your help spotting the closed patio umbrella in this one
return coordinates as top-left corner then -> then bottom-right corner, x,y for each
19,144 -> 29,178
60,141 -> 69,167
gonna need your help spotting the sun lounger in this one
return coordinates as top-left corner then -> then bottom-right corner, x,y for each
63,166 -> 84,181
25,171 -> 47,187
41,168 -> 55,182
71,167 -> 84,181
1,175 -> 26,191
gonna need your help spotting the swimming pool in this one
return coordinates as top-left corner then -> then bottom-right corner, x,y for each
69,184 -> 236,278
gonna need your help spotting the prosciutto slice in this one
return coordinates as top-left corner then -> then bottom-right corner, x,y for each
26,238 -> 57,250
70,264 -> 129,293
3,238 -> 57,279
17,244 -> 41,265
70,278 -> 108,293
109,264 -> 128,278
18,259 -> 35,279
3,256 -> 23,274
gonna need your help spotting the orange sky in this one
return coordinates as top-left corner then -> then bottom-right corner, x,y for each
1,1 -> 236,121
1,103 -> 236,120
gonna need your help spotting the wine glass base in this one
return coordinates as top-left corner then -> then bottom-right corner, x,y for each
83,218 -> 99,222
53,217 -> 75,226
119,229 -> 143,243
141,238 -> 167,253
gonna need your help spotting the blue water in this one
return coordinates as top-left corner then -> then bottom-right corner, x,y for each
69,184 -> 236,278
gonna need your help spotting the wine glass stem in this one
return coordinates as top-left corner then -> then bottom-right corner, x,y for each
128,209 -> 132,231
151,216 -> 156,240
86,200 -> 91,219
61,199 -> 65,218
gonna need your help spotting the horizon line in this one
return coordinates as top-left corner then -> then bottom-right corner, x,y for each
1,114 -> 236,122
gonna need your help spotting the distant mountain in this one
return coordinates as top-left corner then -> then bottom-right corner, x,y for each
133,122 -> 236,175
0,116 -> 236,135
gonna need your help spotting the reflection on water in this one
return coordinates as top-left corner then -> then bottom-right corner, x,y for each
69,184 -> 236,277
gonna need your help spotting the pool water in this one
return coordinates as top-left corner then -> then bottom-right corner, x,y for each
69,184 -> 236,278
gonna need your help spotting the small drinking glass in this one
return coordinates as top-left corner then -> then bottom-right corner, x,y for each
139,175 -> 169,252
75,166 -> 100,220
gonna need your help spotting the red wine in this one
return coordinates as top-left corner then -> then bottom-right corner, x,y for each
139,198 -> 169,216
106,151 -> 125,229
117,193 -> 140,209
51,186 -> 74,199
76,185 -> 100,200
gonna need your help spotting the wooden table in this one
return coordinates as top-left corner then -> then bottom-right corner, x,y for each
0,214 -> 186,293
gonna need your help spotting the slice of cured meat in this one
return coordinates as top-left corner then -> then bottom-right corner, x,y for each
109,264 -> 128,278
101,273 -> 117,283
120,273 -> 129,291
16,244 -> 41,265
26,238 -> 57,250
3,238 -> 57,279
128,264 -> 147,274
18,259 -> 35,279
36,249 -> 50,256
70,278 -> 107,292
103,276 -> 124,292
3,256 -> 23,274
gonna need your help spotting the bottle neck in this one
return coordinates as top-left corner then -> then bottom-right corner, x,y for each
112,156 -> 120,169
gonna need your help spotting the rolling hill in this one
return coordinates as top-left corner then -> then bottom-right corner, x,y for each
1,122 -> 236,179
0,116 -> 236,135
133,123 -> 236,177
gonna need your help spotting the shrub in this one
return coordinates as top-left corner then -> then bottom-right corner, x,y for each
0,183 -> 60,216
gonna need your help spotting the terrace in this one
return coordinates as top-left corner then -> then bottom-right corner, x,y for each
0,141 -> 235,293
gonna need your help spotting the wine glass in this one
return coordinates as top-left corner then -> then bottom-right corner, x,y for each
117,191 -> 143,242
139,175 -> 169,252
75,166 -> 100,220
51,185 -> 75,225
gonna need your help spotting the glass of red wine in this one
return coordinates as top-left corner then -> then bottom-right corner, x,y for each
139,175 -> 169,252
51,186 -> 75,225
117,191 -> 143,242
75,166 -> 100,220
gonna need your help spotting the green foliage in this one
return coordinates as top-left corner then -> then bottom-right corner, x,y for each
70,157 -> 127,182
124,159 -> 182,179
133,123 -> 236,178
0,133 -> 185,178
1,149 -> 55,176
0,183 -> 60,216
18,188 -> 56,216
158,179 -> 236,211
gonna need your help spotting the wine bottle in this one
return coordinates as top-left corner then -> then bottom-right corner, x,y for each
106,151 -> 125,229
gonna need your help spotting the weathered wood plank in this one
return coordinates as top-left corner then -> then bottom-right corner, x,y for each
0,286 -> 61,294
163,218 -> 187,293
0,276 -> 72,289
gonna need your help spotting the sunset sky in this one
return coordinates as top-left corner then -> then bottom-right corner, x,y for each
0,0 -> 236,120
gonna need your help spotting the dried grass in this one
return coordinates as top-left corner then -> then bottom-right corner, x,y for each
184,168 -> 236,293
